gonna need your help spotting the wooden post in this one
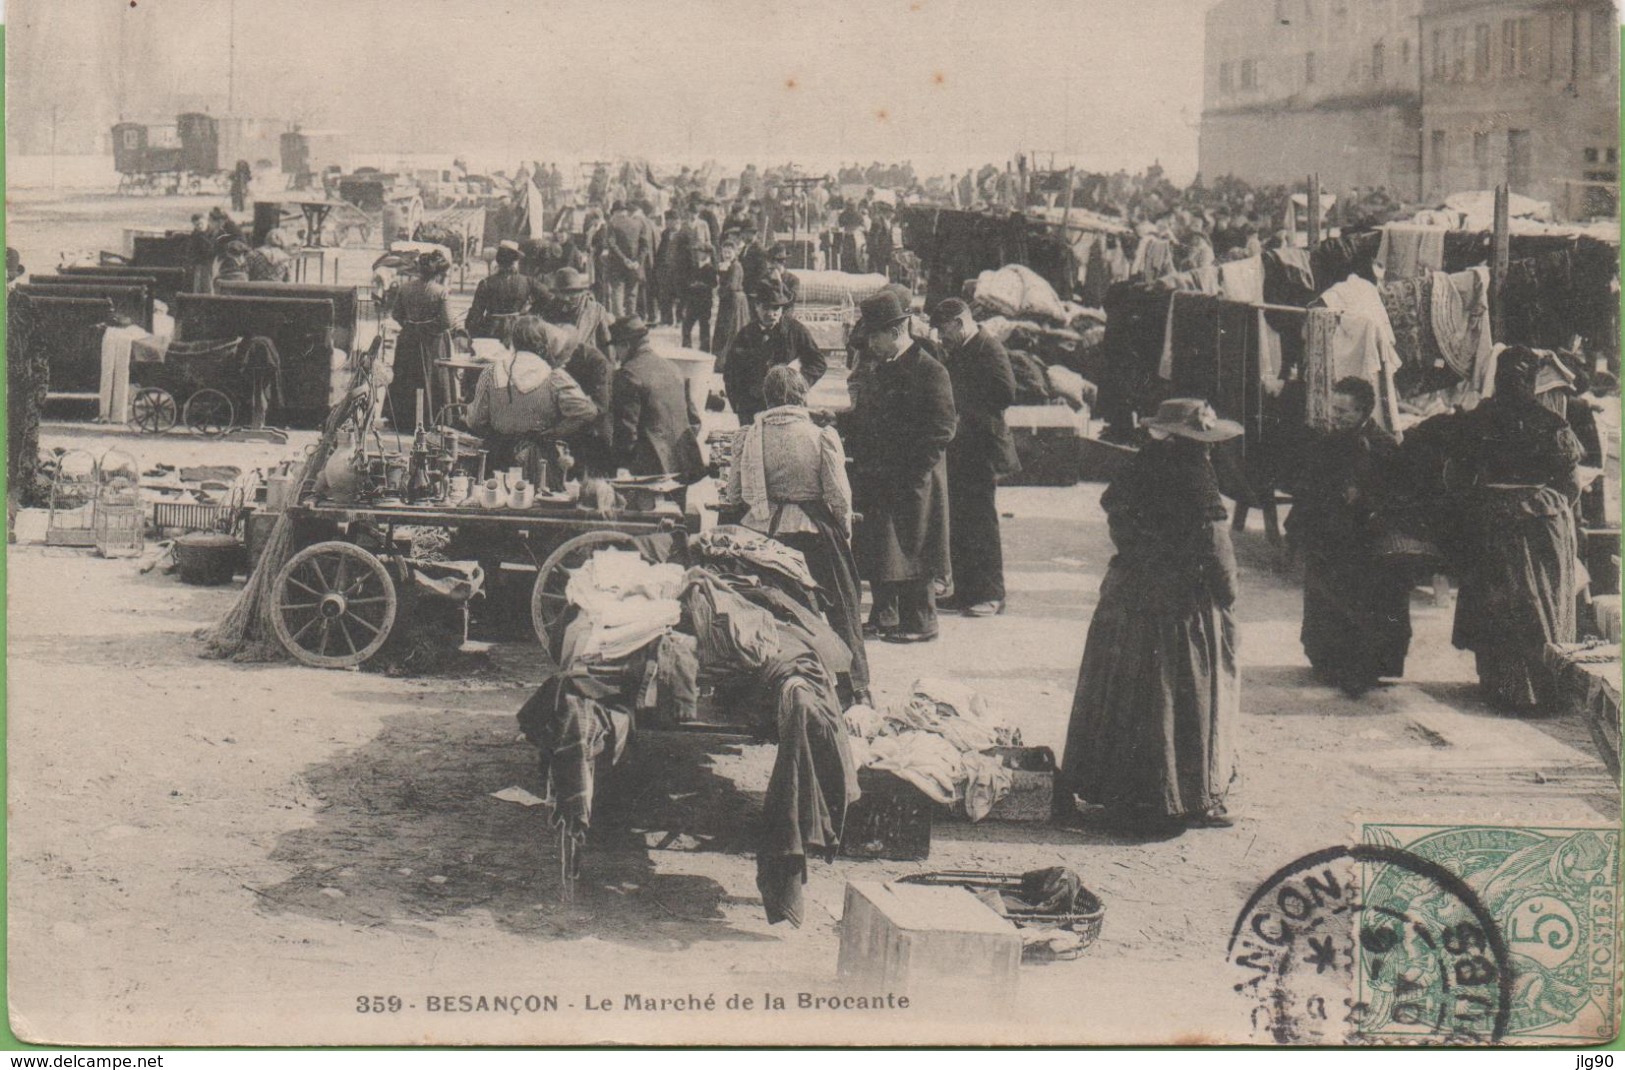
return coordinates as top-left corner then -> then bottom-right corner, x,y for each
1491,182 -> 1510,341
1306,174 -> 1321,248
1060,167 -> 1076,231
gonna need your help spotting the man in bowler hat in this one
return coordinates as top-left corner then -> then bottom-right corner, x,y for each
721,278 -> 827,425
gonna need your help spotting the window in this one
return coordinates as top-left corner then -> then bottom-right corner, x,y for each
1585,147 -> 1601,164
1609,148 -> 1618,164
1474,24 -> 1491,77
1431,130 -> 1449,189
1507,129 -> 1532,192
1401,39 -> 1410,69
122,128 -> 138,150
1220,62 -> 1234,92
1241,59 -> 1259,89
1593,10 -> 1614,74
1305,51 -> 1317,85
1474,132 -> 1491,186
1452,28 -> 1467,79
1502,19 -> 1516,75
1432,30 -> 1444,80
1372,42 -> 1385,81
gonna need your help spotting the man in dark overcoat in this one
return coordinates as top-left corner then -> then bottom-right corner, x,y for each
932,298 -> 1020,616
610,316 -> 702,481
851,290 -> 957,642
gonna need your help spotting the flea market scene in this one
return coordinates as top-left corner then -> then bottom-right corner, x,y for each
5,0 -> 1622,1048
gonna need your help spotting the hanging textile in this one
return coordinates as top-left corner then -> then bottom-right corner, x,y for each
1376,225 -> 1447,279
1303,308 -> 1340,431
1219,256 -> 1265,304
1430,267 -> 1493,397
98,323 -> 147,423
1379,274 -> 1454,398
1100,282 -> 1174,434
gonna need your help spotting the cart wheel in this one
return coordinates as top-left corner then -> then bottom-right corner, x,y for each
184,388 -> 235,437
531,531 -> 640,653
128,387 -> 178,434
271,541 -> 398,668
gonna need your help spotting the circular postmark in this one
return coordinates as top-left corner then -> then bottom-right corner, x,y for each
1228,845 -> 1513,1045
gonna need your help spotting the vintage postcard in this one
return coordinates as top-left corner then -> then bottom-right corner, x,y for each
5,0 -> 1620,1049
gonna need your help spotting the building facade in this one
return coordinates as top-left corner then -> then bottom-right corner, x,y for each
1419,0 -> 1618,217
1200,0 -> 1426,199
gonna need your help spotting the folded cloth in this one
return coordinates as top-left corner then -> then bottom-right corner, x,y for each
692,525 -> 818,590
682,567 -> 780,674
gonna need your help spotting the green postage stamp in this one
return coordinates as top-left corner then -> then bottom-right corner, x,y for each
1359,823 -> 1620,1044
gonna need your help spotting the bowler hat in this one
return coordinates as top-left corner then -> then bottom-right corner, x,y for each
552,267 -> 591,292
756,279 -> 794,307
769,242 -> 790,262
1140,398 -> 1242,443
856,290 -> 911,332
609,315 -> 649,344
929,297 -> 971,326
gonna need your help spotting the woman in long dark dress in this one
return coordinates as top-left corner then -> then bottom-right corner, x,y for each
1054,399 -> 1241,831
1286,376 -> 1412,696
388,250 -> 456,427
1448,346 -> 1584,712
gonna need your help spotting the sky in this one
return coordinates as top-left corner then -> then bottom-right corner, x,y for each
7,0 -> 1217,180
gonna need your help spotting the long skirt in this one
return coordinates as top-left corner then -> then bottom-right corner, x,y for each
1057,559 -> 1238,818
388,326 -> 450,428
774,504 -> 870,695
714,292 -> 749,368
1453,487 -> 1577,711
1301,550 -> 1411,685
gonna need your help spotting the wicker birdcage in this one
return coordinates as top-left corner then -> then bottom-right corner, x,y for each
94,449 -> 144,558
45,450 -> 100,547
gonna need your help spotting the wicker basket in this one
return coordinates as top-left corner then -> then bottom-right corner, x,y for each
173,531 -> 243,586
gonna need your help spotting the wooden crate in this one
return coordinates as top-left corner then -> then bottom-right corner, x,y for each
840,768 -> 934,861
837,881 -> 1021,1002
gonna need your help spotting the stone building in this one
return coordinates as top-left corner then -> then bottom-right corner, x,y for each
1200,0 -> 1425,199
1419,0 -> 1619,217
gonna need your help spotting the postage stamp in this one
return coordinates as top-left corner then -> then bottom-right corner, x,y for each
1359,824 -> 1622,1045
1230,842 -> 1515,1045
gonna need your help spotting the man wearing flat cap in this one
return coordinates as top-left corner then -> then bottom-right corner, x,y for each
721,278 -> 827,426
851,289 -> 958,643
466,239 -> 546,346
933,298 -> 1019,617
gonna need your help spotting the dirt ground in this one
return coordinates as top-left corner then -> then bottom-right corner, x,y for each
6,192 -> 1619,1047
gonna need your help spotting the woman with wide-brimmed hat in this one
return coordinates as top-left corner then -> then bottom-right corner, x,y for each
386,249 -> 458,427
1054,398 -> 1243,832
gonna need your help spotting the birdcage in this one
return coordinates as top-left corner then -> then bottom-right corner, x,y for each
44,450 -> 100,547
94,449 -> 144,558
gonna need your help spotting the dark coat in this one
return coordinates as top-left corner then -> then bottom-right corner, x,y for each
612,340 -> 701,478
722,316 -> 828,425
943,328 -> 1020,478
465,269 -> 543,339
564,342 -> 615,475
853,343 -> 957,582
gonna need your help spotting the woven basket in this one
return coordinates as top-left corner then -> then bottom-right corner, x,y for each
174,531 -> 244,586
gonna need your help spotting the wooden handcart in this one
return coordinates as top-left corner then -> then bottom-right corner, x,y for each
269,499 -> 699,669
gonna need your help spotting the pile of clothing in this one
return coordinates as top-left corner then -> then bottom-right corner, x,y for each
844,678 -> 1020,822
518,541 -> 859,929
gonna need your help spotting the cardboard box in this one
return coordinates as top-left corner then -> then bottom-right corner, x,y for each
837,881 -> 1021,1003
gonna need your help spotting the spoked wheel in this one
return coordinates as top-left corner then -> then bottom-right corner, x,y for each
128,387 -> 178,434
530,531 -> 640,654
183,388 -> 235,437
271,541 -> 398,668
